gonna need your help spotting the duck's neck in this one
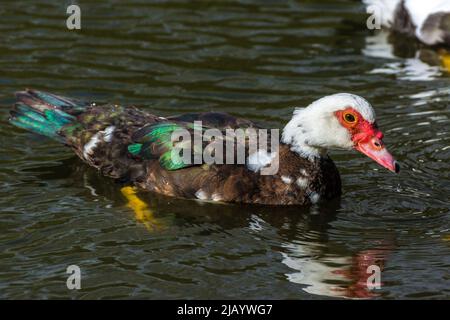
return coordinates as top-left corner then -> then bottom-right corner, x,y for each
281,112 -> 327,160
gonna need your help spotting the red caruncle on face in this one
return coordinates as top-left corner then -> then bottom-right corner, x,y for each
334,107 -> 399,173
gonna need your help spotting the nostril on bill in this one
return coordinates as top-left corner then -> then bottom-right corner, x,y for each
394,161 -> 400,173
373,140 -> 382,149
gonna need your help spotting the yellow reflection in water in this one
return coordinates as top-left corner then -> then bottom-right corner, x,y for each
121,186 -> 165,231
439,50 -> 450,73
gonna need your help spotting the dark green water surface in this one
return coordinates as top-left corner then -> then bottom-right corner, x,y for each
0,0 -> 449,299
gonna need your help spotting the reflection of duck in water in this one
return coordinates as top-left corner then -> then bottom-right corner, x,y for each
121,186 -> 166,231
24,156 -> 170,231
363,30 -> 449,80
282,240 -> 392,299
24,157 -> 394,298
363,0 -> 450,78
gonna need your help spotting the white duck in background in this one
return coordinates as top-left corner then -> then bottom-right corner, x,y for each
363,30 -> 447,81
363,0 -> 450,46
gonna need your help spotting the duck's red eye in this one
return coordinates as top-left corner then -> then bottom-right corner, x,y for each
343,112 -> 356,124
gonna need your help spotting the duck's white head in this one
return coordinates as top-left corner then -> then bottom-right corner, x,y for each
282,93 -> 399,173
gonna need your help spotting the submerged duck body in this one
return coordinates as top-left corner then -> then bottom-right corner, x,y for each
9,90 -> 397,205
364,0 -> 450,46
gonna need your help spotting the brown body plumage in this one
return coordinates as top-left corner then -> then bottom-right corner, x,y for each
9,90 -> 343,206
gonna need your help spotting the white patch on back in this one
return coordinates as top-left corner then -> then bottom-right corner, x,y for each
195,189 -> 208,200
281,176 -> 292,184
296,177 -> 309,189
211,193 -> 222,202
103,126 -> 116,142
83,132 -> 102,159
247,149 -> 277,172
83,126 -> 116,159
309,192 -> 320,204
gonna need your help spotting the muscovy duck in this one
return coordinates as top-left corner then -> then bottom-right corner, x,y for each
364,0 -> 450,46
9,90 -> 399,205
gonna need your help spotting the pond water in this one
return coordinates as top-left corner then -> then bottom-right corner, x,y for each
0,0 -> 449,299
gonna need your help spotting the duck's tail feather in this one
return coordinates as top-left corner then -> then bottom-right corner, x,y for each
9,89 -> 88,142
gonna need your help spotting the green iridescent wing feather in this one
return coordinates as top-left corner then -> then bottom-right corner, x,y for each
129,122 -> 206,170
